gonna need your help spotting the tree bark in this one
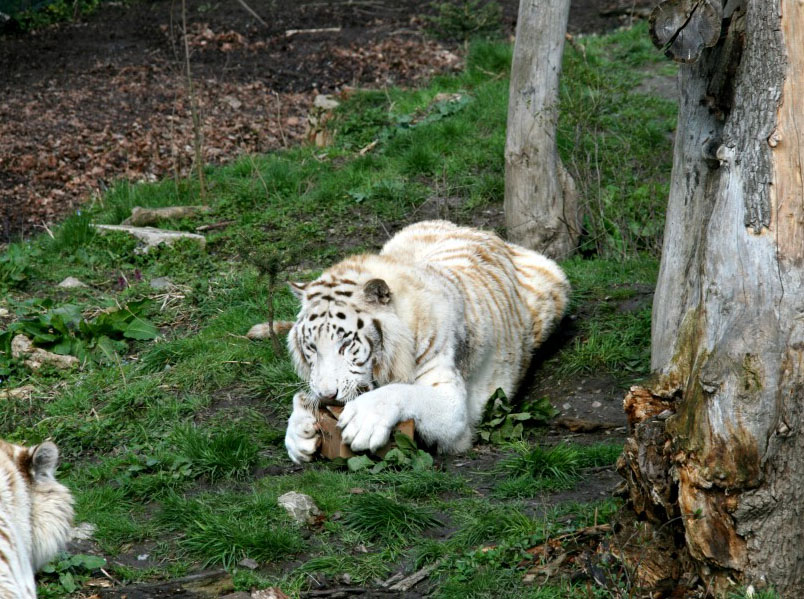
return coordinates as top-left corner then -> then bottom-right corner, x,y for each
503,0 -> 579,260
619,0 -> 804,594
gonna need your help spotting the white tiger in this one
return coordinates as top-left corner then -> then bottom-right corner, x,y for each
0,440 -> 74,598
283,220 -> 569,464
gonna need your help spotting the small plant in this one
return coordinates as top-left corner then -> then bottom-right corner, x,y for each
38,553 -> 107,595
477,388 -> 557,444
344,493 -> 442,543
0,244 -> 32,289
342,432 -> 434,474
0,298 -> 159,376
425,0 -> 503,42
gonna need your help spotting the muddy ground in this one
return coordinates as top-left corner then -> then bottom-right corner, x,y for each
0,0 -> 655,241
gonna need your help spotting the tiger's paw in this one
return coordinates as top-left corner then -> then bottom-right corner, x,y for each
285,392 -> 320,464
338,392 -> 401,453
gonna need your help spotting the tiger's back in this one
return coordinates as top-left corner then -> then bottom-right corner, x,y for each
380,220 -> 568,399
0,441 -> 74,598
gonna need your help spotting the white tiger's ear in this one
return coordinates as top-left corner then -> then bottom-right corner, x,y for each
288,281 -> 307,300
364,278 -> 392,305
32,441 -> 59,479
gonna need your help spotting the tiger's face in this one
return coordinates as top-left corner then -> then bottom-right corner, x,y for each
288,278 -> 391,406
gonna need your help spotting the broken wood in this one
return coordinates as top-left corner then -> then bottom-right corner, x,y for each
122,205 -> 213,226
315,405 -> 414,460
387,560 -> 441,592
98,569 -> 233,598
195,220 -> 235,232
649,0 -> 722,63
285,27 -> 341,36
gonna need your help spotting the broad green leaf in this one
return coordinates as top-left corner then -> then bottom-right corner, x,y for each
59,572 -> 77,593
122,317 -> 159,340
347,455 -> 374,472
411,450 -> 434,471
393,432 -> 417,453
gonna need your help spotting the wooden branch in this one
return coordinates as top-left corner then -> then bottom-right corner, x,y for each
649,0 -> 723,63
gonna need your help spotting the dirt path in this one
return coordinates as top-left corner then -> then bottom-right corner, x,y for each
0,0 -> 654,241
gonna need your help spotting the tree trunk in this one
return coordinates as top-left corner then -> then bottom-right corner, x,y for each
503,0 -> 578,260
619,0 -> 804,595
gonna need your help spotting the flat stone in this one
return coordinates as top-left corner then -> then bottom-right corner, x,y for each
93,224 -> 206,254
238,557 -> 259,570
58,276 -> 88,288
277,491 -> 321,525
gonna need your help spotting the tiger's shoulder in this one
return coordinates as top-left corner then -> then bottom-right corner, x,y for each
0,440 -> 74,597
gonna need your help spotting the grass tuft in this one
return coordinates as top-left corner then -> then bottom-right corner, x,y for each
344,493 -> 442,543
173,424 -> 261,481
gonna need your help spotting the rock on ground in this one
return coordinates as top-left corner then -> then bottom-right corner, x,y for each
58,276 -> 88,288
277,491 -> 321,525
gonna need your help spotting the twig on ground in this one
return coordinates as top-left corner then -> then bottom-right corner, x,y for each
285,27 -> 341,36
235,0 -> 268,27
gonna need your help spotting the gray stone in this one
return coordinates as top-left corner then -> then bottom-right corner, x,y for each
238,557 -> 259,570
150,276 -> 175,290
57,276 -> 88,289
277,491 -> 321,525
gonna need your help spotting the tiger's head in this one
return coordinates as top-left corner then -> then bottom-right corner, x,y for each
287,275 -> 414,407
0,440 -> 74,570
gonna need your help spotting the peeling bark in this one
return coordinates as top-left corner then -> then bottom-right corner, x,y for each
503,0 -> 579,260
621,0 -> 804,594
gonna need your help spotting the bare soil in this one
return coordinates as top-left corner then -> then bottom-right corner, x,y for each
0,0 -> 654,241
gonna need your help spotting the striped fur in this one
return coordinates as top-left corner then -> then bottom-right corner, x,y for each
0,440 -> 74,598
284,221 -> 569,463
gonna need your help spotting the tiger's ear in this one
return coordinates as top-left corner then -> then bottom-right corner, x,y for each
288,281 -> 307,301
32,441 -> 59,479
364,278 -> 392,305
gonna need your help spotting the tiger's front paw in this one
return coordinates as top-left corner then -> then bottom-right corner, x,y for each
285,392 -> 320,464
338,391 -> 401,453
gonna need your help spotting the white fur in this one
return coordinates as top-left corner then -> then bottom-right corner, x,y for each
0,441 -> 74,598
284,221 -> 569,461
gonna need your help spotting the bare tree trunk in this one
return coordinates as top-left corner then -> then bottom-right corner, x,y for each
619,0 -> 804,594
503,0 -> 578,260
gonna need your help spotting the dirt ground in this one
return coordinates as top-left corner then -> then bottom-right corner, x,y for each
0,0 -> 654,241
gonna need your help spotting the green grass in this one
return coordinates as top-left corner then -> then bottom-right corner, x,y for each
0,22 -> 680,598
343,493 -> 443,543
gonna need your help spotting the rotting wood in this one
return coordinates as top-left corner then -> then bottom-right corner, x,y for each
122,205 -> 213,226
